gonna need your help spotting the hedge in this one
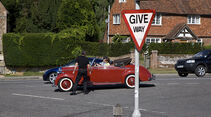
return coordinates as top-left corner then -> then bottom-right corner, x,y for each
3,33 -> 134,67
148,43 -> 204,54
3,33 -> 204,67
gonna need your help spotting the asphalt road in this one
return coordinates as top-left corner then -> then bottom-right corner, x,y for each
0,74 -> 211,117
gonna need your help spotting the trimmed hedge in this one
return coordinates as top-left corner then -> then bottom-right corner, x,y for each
3,33 -> 72,66
3,33 -> 204,67
3,33 -> 134,67
148,43 -> 204,54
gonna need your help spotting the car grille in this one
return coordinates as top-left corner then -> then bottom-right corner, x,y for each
177,60 -> 185,65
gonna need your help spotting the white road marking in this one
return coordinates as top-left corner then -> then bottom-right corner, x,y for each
186,83 -> 200,85
12,93 -> 64,101
167,83 -> 179,85
140,108 -> 166,114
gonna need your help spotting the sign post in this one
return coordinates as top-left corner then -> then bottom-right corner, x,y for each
122,2 -> 155,117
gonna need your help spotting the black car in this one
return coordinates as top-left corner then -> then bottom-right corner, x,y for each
175,50 -> 211,77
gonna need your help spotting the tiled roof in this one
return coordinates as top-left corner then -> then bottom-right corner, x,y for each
140,0 -> 211,15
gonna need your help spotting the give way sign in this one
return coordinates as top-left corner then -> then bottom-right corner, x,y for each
122,9 -> 155,51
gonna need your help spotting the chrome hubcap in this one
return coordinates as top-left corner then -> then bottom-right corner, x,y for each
198,67 -> 205,75
49,73 -> 57,83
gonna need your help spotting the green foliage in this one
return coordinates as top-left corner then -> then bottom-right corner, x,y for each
30,0 -> 61,32
90,0 -> 114,41
3,33 -> 134,67
2,0 -> 61,33
56,0 -> 98,41
204,44 -> 211,50
112,34 -> 128,43
72,47 -> 82,58
58,27 -> 86,41
2,0 -> 112,41
148,43 -> 204,54
90,0 -> 108,40
109,42 -> 134,56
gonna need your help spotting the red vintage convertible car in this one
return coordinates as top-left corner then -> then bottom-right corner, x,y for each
54,57 -> 154,92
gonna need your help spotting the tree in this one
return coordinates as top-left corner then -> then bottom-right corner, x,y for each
57,0 -> 99,41
2,0 -> 113,41
14,0 -> 61,33
90,0 -> 114,41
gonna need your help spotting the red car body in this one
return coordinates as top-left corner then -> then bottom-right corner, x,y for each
54,58 -> 154,92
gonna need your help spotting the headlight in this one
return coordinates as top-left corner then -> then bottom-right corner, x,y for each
186,60 -> 195,63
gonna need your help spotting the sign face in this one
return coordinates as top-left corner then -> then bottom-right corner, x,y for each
122,10 -> 155,51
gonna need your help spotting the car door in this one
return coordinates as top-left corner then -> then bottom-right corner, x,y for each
90,66 -> 125,84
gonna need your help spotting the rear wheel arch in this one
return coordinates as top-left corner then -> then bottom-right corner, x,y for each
125,74 -> 140,88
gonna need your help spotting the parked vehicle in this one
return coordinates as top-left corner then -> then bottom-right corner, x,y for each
43,58 -> 102,83
175,50 -> 211,77
54,57 -> 155,92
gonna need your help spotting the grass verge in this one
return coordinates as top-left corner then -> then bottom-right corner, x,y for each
149,68 -> 177,74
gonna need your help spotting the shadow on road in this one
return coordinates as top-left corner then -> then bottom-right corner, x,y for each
54,83 -> 156,92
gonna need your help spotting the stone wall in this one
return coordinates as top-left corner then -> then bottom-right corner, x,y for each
158,54 -> 193,68
150,50 -> 193,68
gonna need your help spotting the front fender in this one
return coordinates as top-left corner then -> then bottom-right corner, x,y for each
54,73 -> 75,86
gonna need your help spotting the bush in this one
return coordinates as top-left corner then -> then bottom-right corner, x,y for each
148,43 -> 204,54
3,33 -> 78,67
3,33 -> 134,67
4,33 -> 203,67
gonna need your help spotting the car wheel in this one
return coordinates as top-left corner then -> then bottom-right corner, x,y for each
125,75 -> 136,88
58,78 -> 73,92
178,72 -> 188,77
195,65 -> 206,77
49,72 -> 57,84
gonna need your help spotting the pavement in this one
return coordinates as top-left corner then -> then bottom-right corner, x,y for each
0,75 -> 42,80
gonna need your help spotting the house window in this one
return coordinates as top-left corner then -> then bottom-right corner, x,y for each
119,0 -> 126,3
187,15 -> 200,24
146,38 -> 161,43
152,14 -> 162,25
197,39 -> 203,43
113,14 -> 120,24
122,37 -> 130,43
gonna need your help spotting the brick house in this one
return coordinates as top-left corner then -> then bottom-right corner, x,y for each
105,0 -> 211,45
0,1 -> 7,74
0,1 -> 7,52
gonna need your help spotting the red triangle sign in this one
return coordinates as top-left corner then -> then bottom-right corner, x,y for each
122,10 -> 155,51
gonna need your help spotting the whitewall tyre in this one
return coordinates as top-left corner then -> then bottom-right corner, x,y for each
125,75 -> 136,88
58,78 -> 73,92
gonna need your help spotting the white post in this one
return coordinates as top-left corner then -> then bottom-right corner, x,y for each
132,0 -> 141,117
